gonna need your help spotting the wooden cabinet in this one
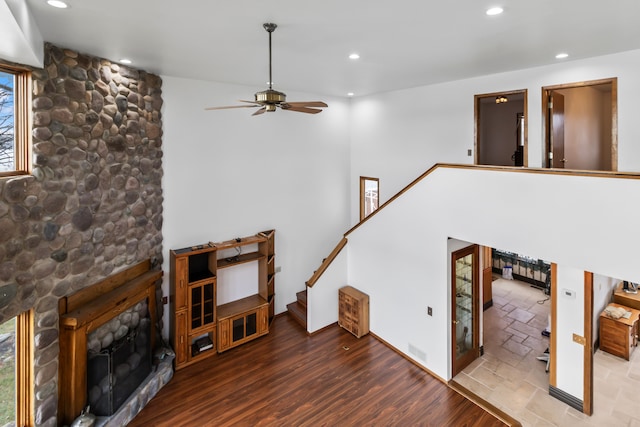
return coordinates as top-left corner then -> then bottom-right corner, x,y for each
217,295 -> 269,352
170,230 -> 275,369
599,303 -> 640,360
338,286 -> 369,338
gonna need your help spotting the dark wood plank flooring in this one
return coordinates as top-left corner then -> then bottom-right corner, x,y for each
129,315 -> 508,426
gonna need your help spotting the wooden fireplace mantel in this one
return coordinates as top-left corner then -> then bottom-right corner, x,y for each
58,259 -> 162,426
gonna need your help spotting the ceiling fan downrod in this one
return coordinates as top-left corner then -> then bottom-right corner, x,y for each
264,23 -> 277,90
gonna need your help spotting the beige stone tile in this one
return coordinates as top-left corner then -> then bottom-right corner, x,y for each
514,408 -> 549,427
507,307 -> 536,324
454,372 -> 493,397
468,365 -> 507,390
525,389 -> 568,425
523,362 -> 549,390
509,319 -> 542,338
504,326 -> 528,342
523,335 -> 548,353
502,337 -> 533,357
611,385 -> 640,422
490,380 -> 537,414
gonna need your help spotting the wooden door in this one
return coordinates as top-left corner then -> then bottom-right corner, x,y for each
452,244 -> 480,376
549,91 -> 565,168
482,246 -> 493,310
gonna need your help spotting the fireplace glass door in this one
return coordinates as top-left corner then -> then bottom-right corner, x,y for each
86,303 -> 152,416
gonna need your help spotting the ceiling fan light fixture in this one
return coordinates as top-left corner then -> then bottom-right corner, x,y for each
255,89 -> 287,104
495,95 -> 508,104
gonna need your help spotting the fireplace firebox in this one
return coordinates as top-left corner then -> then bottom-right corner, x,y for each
87,310 -> 151,416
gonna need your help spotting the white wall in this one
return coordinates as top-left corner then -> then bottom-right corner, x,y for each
555,265 -> 586,400
307,246 -> 347,333
322,166 -> 640,387
350,49 -> 640,225
160,76 -> 351,339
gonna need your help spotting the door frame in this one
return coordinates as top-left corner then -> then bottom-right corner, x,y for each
474,89 -> 528,167
451,244 -> 480,377
542,78 -> 618,171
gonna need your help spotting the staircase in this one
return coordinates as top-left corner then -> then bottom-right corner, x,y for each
287,289 -> 307,330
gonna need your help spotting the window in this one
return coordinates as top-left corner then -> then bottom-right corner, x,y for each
359,177 -> 379,220
0,65 -> 31,176
0,311 -> 33,427
0,316 -> 16,424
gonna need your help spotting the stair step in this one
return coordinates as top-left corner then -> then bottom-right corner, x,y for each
287,301 -> 307,330
296,290 -> 307,308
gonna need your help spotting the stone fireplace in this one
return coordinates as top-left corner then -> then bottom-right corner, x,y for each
58,260 -> 171,426
0,42 -> 164,426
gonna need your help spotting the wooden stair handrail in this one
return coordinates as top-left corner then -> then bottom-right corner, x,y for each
306,237 -> 348,287
306,162 -> 640,288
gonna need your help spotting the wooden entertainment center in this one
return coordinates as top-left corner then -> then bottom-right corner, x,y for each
170,230 -> 275,369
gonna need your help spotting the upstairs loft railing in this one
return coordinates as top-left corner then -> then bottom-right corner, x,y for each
304,163 -> 640,288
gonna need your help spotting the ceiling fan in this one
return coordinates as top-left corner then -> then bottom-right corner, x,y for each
205,23 -> 328,116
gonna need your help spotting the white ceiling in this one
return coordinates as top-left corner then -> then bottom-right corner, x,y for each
22,0 -> 640,98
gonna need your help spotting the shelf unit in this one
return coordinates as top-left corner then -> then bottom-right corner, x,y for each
170,230 -> 275,369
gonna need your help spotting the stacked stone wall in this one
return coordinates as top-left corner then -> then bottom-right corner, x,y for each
0,43 -> 164,426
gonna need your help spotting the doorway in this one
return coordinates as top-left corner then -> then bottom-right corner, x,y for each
542,78 -> 617,171
475,90 -> 528,167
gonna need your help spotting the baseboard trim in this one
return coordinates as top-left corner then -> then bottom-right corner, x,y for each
549,385 -> 583,412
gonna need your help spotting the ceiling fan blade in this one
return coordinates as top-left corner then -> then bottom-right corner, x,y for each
205,104 -> 259,110
281,105 -> 323,114
252,107 -> 267,116
284,101 -> 328,108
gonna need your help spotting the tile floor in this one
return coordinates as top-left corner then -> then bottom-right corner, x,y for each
454,277 -> 640,426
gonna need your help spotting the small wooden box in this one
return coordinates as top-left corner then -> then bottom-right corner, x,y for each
338,286 -> 369,338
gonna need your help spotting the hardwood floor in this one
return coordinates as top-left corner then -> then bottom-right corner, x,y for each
129,315 -> 508,426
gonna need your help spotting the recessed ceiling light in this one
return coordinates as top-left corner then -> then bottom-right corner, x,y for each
47,0 -> 68,8
555,53 -> 569,59
119,59 -> 132,64
349,53 -> 360,60
486,7 -> 503,16
347,92 -> 355,97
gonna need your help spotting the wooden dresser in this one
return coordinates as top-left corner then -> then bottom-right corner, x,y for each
599,303 -> 640,360
338,286 -> 370,338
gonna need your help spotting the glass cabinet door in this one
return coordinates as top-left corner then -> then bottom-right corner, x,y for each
452,244 -> 479,376
189,281 -> 215,331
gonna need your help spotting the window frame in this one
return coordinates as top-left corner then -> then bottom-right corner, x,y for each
16,309 -> 34,427
359,176 -> 379,221
0,64 -> 32,177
